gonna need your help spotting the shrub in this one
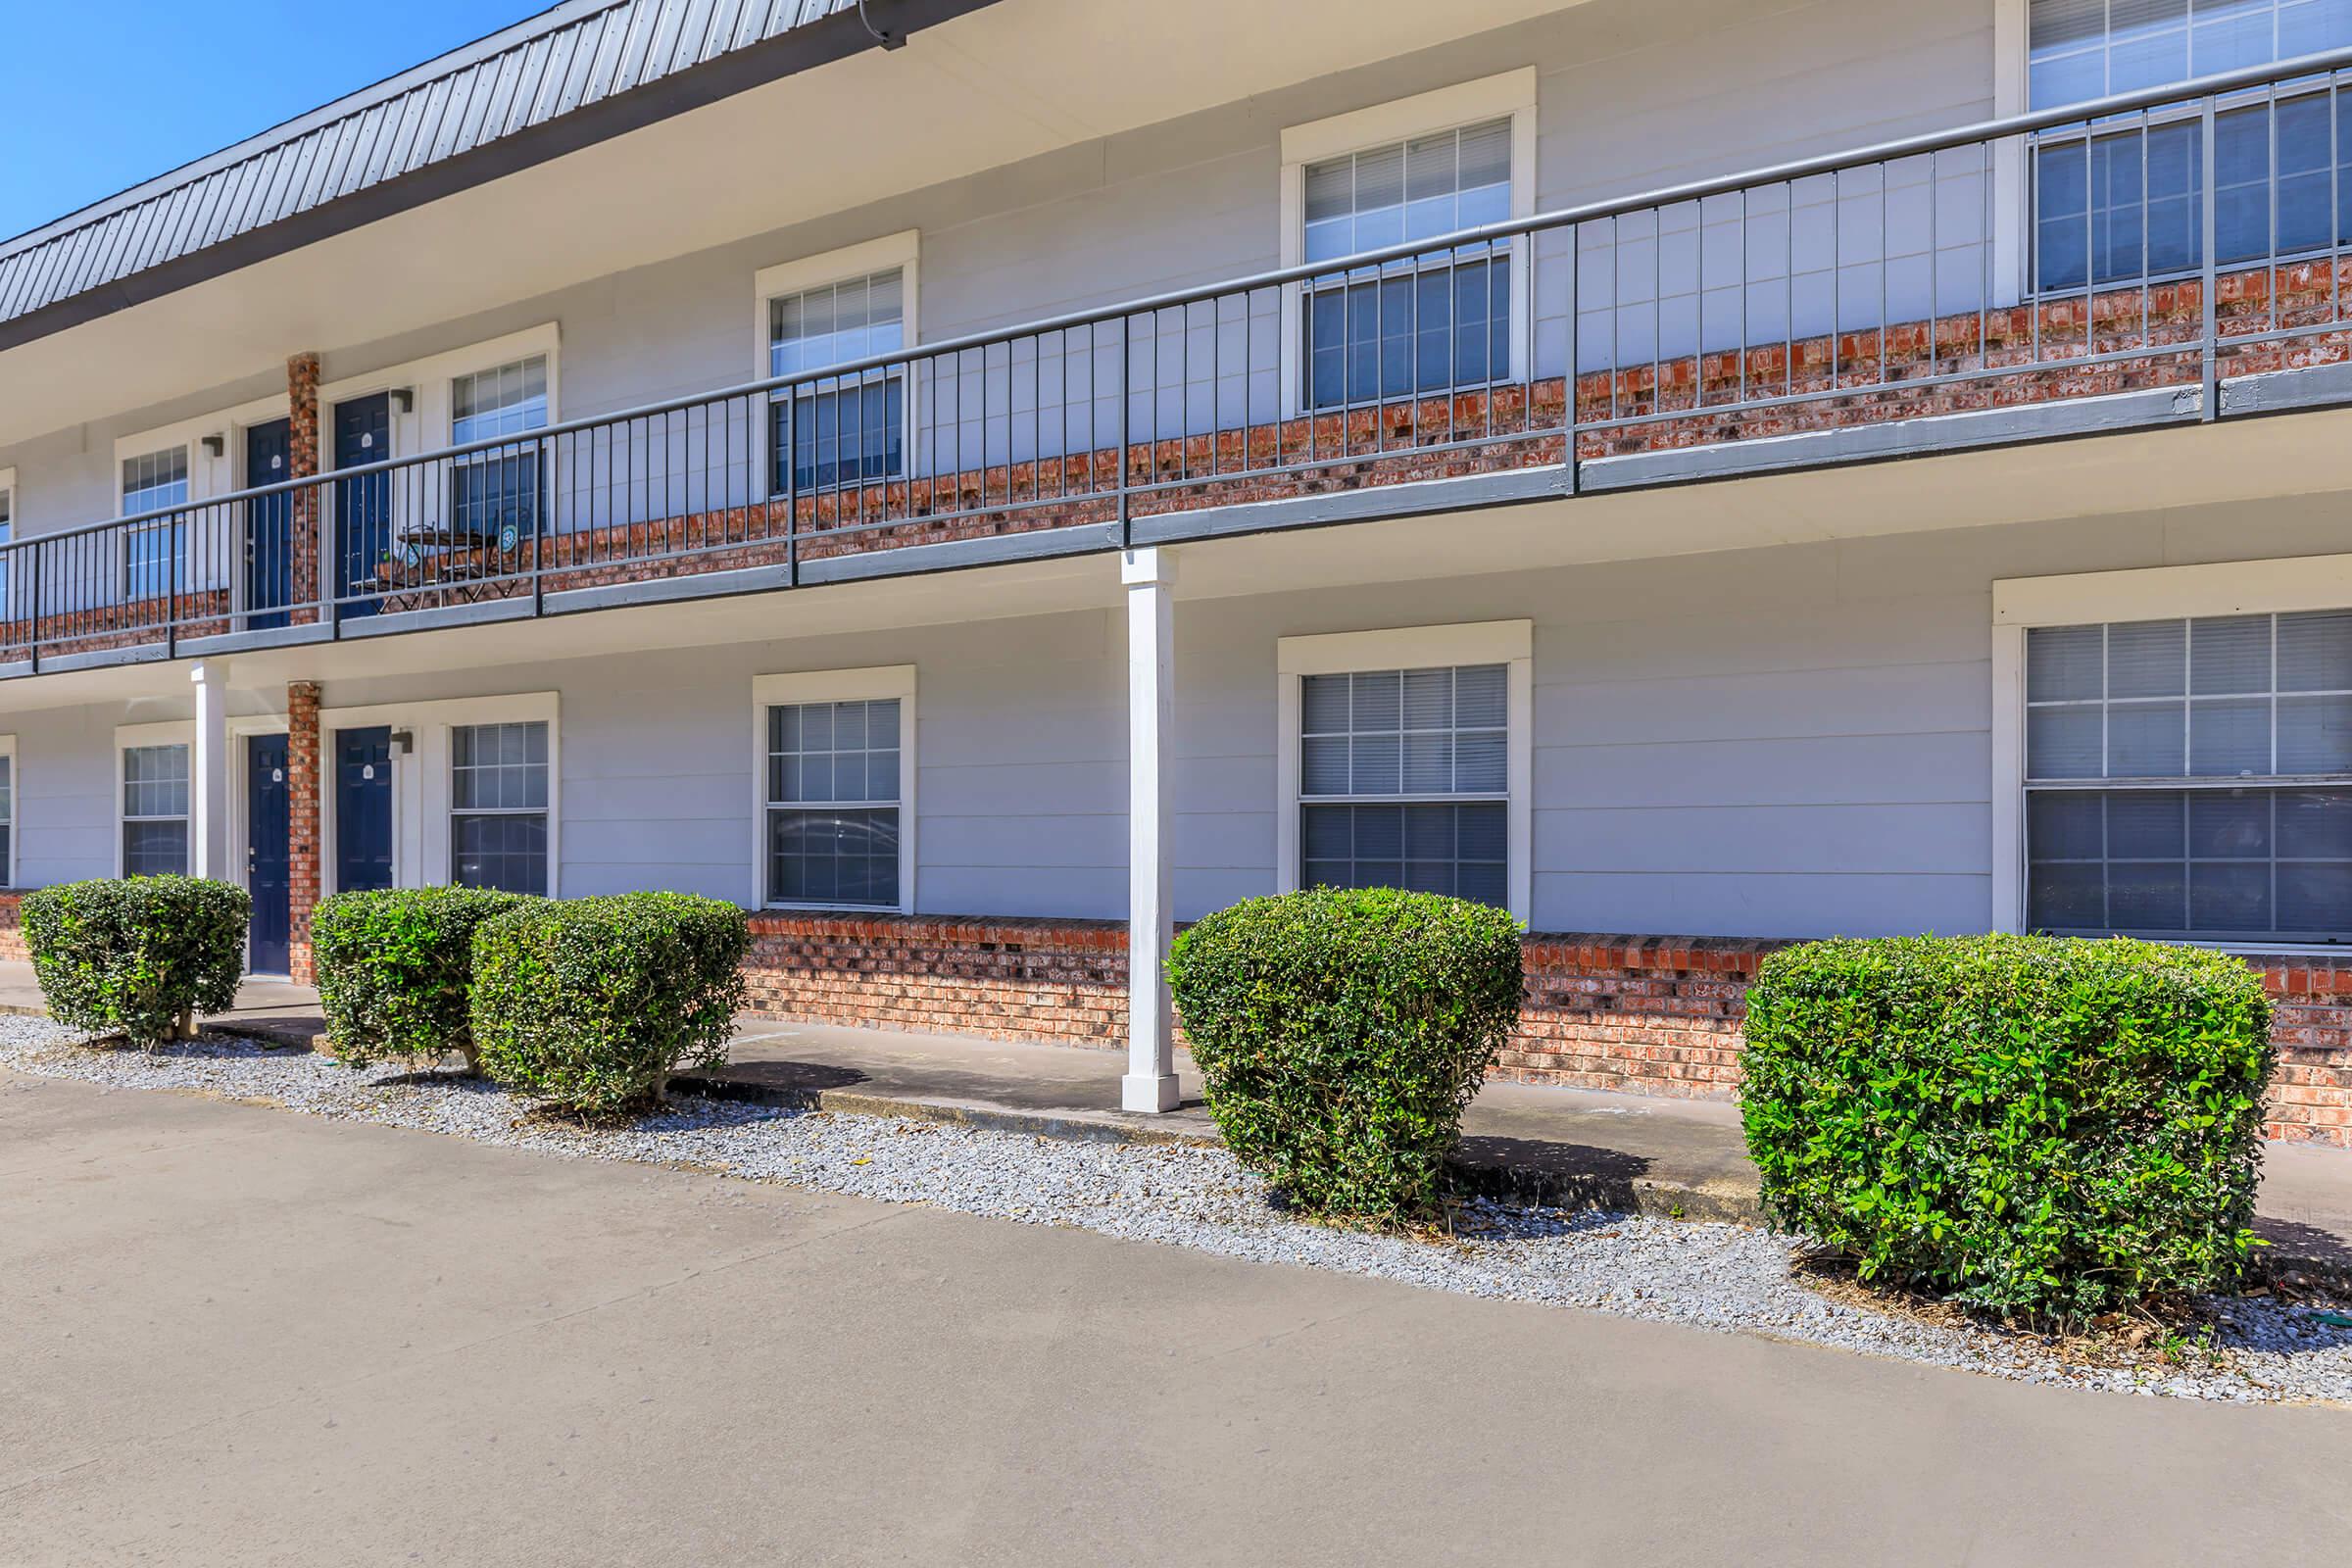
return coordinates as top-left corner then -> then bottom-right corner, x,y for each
313,887 -> 542,1071
1167,887 -> 1524,1222
23,876 -> 250,1050
470,892 -> 750,1115
1740,934 -> 2276,1321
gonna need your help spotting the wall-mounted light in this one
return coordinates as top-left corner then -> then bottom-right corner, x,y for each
389,388 -> 415,415
200,433 -> 225,458
388,729 -> 416,757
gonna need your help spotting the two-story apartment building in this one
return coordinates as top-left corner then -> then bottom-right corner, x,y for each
4,0 -> 2351,1139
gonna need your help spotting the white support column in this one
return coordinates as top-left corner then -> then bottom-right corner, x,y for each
1121,547 -> 1179,1113
190,661 -> 231,881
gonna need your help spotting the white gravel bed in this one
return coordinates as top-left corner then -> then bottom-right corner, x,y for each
4,1015 -> 2347,1405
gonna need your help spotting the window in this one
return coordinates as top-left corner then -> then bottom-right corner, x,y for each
121,447 -> 188,601
449,357 -> 548,548
451,720 -> 550,894
763,697 -> 904,906
768,270 -> 906,493
1301,119 -> 1514,409
1297,664 -> 1510,906
2028,0 -> 2352,290
0,478 -> 12,620
0,748 -> 14,886
2023,610 -> 2352,940
122,743 -> 190,875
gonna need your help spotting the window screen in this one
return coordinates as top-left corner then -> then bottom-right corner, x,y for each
2028,0 -> 2352,289
1298,663 -> 1508,906
765,698 -> 903,907
2025,611 -> 2352,939
1301,120 -> 1514,410
451,720 -> 550,894
122,743 -> 190,876
769,270 -> 906,493
122,447 -> 188,602
450,357 -> 548,546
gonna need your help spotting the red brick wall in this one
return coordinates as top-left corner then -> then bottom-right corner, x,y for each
0,892 -> 24,961
285,681 -> 321,983
287,353 -> 321,627
739,916 -> 2352,1150
743,913 -> 1129,1045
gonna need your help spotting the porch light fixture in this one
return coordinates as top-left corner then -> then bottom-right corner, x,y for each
389,729 -> 415,757
200,433 -> 224,458
389,388 -> 415,414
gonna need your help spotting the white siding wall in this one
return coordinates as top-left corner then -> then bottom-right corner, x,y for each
0,0 -> 1996,537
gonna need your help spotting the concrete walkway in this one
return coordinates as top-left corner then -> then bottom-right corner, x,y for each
4,958 -> 2347,1272
5,1070 -> 2349,1565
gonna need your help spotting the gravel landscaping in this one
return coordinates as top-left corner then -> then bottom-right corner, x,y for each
3,1013 -> 2347,1405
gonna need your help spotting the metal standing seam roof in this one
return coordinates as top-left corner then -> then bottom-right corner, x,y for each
0,0 -> 969,349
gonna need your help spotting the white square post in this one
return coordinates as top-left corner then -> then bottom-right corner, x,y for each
1121,547 -> 1179,1113
190,661 -> 231,881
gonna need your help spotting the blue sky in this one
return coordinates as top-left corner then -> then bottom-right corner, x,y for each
0,1 -> 547,241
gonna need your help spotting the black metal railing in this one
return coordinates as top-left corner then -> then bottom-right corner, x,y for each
8,46 -> 2352,674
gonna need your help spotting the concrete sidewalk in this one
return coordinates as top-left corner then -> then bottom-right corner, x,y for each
4,957 -> 2346,1273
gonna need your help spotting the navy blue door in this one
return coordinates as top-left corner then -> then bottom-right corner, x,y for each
246,733 -> 292,973
336,726 -> 394,894
245,418 -> 293,630
334,394 -> 391,617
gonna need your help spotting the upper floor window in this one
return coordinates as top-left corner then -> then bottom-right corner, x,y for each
449,356 -> 548,550
121,447 -> 188,601
2025,610 -> 2352,940
0,478 -> 13,616
2029,0 -> 2352,290
1301,119 -> 1514,410
768,268 -> 906,494
450,719 -> 550,894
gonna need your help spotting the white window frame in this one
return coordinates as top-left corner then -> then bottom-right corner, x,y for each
0,732 -> 17,890
316,693 -> 560,898
115,720 -> 194,878
1278,71 -> 1538,419
1992,553 -> 2352,948
448,716 -> 557,895
113,394 -> 294,612
751,664 -> 917,915
1275,620 -> 1533,922
752,231 -> 920,501
318,324 -> 561,567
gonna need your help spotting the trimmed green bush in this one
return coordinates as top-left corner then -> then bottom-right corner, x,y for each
1167,887 -> 1524,1222
23,876 -> 250,1050
470,893 -> 750,1114
313,887 -> 543,1071
1740,934 -> 2276,1320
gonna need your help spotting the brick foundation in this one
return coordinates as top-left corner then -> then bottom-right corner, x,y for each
0,893 -> 24,961
739,916 -> 2352,1150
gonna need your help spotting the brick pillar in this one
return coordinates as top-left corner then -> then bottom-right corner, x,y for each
287,353 -> 322,626
286,680 -> 322,984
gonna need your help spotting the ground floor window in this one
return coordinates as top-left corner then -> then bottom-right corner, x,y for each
0,748 -> 13,885
122,742 -> 190,876
1299,663 -> 1510,905
2024,609 -> 2352,941
764,699 -> 903,907
450,720 -> 550,894
754,666 -> 915,912
1279,622 -> 1531,919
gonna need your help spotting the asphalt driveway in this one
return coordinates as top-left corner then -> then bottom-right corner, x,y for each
2,1067 -> 2346,1566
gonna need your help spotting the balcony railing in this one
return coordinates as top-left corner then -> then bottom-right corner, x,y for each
9,47 -> 2352,676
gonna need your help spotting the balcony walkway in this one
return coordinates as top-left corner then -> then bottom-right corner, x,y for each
3,959 -> 2344,1278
